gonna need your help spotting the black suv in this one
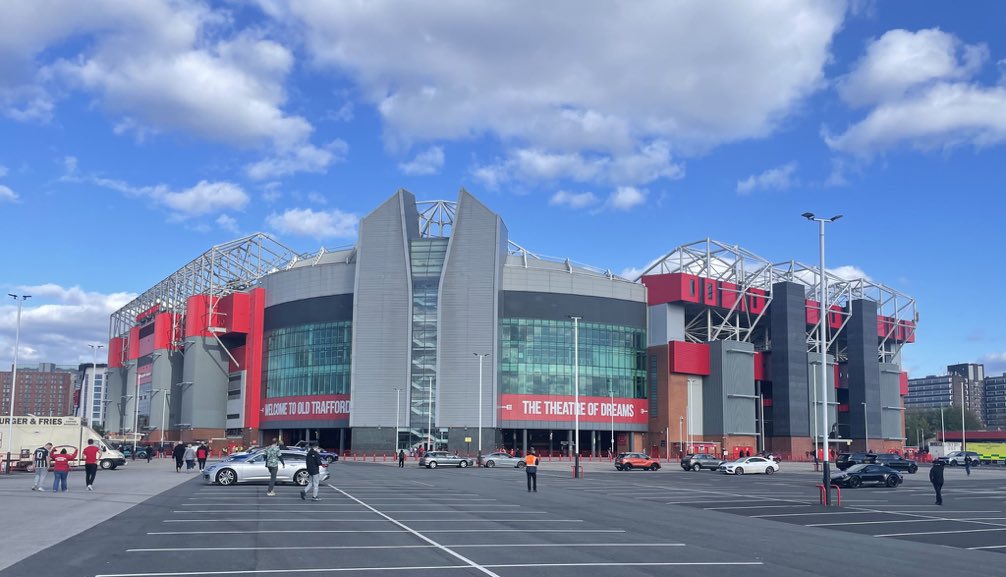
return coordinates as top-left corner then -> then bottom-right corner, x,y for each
836,452 -> 876,471
872,453 -> 919,474
680,453 -> 724,471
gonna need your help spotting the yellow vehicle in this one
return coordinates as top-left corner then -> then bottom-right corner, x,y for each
968,442 -> 1006,465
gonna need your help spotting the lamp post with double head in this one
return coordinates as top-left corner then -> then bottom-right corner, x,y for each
393,387 -> 402,453
803,212 -> 842,506
6,294 -> 30,460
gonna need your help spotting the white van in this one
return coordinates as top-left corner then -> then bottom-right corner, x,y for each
0,415 -> 127,470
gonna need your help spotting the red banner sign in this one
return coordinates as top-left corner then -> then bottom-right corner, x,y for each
500,394 -> 648,424
261,394 -> 351,422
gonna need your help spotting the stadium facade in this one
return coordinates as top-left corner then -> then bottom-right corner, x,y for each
104,189 -> 917,457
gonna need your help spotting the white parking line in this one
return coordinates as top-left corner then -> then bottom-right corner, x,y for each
751,511 -> 879,518
704,504 -> 813,510
808,518 -> 991,527
876,527 -> 1006,537
127,543 -> 686,553
162,519 -> 584,523
149,529 -> 625,536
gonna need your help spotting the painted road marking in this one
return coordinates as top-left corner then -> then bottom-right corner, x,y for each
127,543 -> 687,553
148,529 -> 625,535
876,526 -> 1006,537
162,518 -> 584,523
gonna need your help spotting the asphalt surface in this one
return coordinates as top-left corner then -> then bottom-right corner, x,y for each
3,458 -> 1005,577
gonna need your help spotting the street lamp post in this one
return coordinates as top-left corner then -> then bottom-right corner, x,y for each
570,316 -> 581,479
803,212 -> 842,506
862,401 -> 869,453
5,294 -> 30,461
473,353 -> 488,462
86,344 -> 105,427
940,406 -> 945,444
608,379 -> 614,457
427,376 -> 433,451
679,416 -> 684,458
961,379 -> 967,451
393,387 -> 402,453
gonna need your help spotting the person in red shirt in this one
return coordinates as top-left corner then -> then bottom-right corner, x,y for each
82,439 -> 101,491
51,447 -> 78,492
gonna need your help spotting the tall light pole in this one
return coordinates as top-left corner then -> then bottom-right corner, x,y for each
473,353 -> 488,460
608,379 -> 614,457
6,294 -> 30,459
862,401 -> 869,453
427,376 -> 433,451
86,344 -> 105,426
393,387 -> 402,453
803,212 -> 842,506
940,406 -> 945,445
961,378 -> 967,451
570,316 -> 581,479
151,389 -> 169,448
679,415 -> 684,458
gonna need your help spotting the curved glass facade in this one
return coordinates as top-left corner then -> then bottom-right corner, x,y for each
264,321 -> 352,398
500,318 -> 647,398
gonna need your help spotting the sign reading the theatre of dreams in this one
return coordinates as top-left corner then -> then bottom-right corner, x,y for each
261,394 -> 351,422
500,394 -> 648,424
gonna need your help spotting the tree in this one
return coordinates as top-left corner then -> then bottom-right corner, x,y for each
904,406 -> 983,446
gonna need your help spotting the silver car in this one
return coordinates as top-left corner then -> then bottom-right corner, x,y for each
203,450 -> 329,486
419,451 -> 474,468
481,452 -> 526,468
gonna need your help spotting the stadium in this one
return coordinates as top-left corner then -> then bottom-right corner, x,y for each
103,189 -> 916,458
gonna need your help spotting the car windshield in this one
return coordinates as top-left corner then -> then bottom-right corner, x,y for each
844,464 -> 869,473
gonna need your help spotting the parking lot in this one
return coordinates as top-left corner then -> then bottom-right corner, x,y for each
3,459 -> 1005,577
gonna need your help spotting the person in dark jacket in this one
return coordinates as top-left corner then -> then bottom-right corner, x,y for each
930,460 -> 945,505
300,442 -> 322,501
398,449 -> 406,468
172,442 -> 186,473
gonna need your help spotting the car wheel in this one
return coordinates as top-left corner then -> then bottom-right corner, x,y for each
848,476 -> 862,488
649,464 -> 659,471
885,475 -> 899,488
517,461 -> 525,469
623,464 -> 633,471
215,468 -> 237,486
615,465 -> 623,471
908,465 -> 918,474
949,460 -> 958,466
485,460 -> 496,468
765,467 -> 775,475
690,465 -> 700,471
100,459 -> 113,470
428,461 -> 438,469
735,467 -> 744,475
459,460 -> 469,468
325,456 -> 335,464
292,469 -> 310,486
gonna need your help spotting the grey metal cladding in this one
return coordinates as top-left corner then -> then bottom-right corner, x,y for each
502,292 -> 646,328
437,190 -> 504,428
264,294 -> 354,331
846,299 -> 880,440
769,281 -> 810,436
705,340 -> 756,436
261,261 -> 355,308
180,336 -> 229,429
502,266 -> 645,302
104,369 -> 126,433
350,190 -> 415,427
879,363 -> 902,440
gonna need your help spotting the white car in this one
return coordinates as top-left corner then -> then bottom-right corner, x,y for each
718,456 -> 780,475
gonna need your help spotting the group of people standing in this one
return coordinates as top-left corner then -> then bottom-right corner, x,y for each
30,439 -> 103,493
171,441 -> 210,472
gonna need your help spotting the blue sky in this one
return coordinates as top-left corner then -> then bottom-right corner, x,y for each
0,1 -> 1003,377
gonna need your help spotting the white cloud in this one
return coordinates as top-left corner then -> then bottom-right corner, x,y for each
0,165 -> 7,177
275,1 -> 843,181
981,352 -> 1006,374
838,29 -> 987,108
0,184 -> 17,202
549,190 -> 600,210
266,207 -> 359,240
828,29 -> 1006,155
607,186 -> 647,211
736,162 -> 798,194
0,284 -> 137,365
216,214 -> 240,235
246,140 -> 348,180
828,265 -> 872,282
307,191 -> 327,205
0,2 -> 337,178
159,181 -> 249,218
398,146 -> 445,176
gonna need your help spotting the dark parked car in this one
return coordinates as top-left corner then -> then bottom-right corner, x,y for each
831,464 -> 902,488
873,453 -> 918,474
836,452 -> 876,471
680,454 -> 724,471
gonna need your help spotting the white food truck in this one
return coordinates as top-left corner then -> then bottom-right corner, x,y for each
0,415 -> 127,471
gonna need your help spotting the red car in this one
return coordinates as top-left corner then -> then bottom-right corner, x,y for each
614,452 -> 661,471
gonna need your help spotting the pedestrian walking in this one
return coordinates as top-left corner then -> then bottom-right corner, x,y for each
524,448 -> 539,492
264,438 -> 286,496
145,444 -> 153,463
184,444 -> 196,471
301,442 -> 322,501
398,449 -> 406,468
51,447 -> 77,492
196,443 -> 208,471
82,439 -> 101,491
930,460 -> 945,505
31,443 -> 52,491
965,456 -> 972,476
172,441 -> 186,472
